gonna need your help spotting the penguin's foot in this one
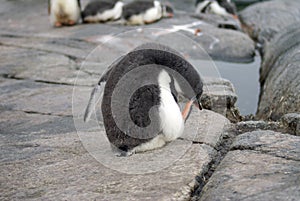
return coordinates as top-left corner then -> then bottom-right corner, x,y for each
54,21 -> 62,27
115,150 -> 134,157
67,20 -> 76,26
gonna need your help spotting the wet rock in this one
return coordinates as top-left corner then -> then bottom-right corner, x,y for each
281,113 -> 300,136
240,0 -> 300,43
256,23 -> 300,120
197,130 -> 300,201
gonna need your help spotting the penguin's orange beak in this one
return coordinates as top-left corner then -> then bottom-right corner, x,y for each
182,96 -> 202,121
168,13 -> 174,18
232,15 -> 239,20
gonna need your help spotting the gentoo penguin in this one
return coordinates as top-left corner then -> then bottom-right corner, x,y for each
122,0 -> 174,25
48,0 -> 82,27
82,0 -> 124,23
195,0 -> 238,19
84,43 -> 203,156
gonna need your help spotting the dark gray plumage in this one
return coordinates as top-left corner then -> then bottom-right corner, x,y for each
84,43 -> 203,156
82,0 -> 123,23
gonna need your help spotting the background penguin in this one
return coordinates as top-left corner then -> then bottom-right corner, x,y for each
84,43 -> 203,156
122,0 -> 174,25
48,0 -> 82,27
82,0 -> 124,23
195,0 -> 238,19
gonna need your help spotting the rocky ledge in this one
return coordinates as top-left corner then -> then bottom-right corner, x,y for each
1,0 -> 300,201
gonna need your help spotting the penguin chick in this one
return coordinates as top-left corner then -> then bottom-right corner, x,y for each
195,0 -> 237,19
122,0 -> 174,25
82,0 -> 124,23
84,43 -> 203,156
48,0 -> 81,27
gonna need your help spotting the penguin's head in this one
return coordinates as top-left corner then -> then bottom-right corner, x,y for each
159,69 -> 203,111
172,73 -> 203,111
217,0 -> 238,19
162,4 -> 174,18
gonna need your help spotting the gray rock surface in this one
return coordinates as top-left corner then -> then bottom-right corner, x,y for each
236,120 -> 281,134
198,130 -> 300,201
240,0 -> 300,43
256,23 -> 300,120
281,113 -> 300,136
1,0 -> 300,200
201,77 -> 242,122
191,25 -> 255,63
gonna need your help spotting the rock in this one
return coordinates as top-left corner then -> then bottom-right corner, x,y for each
256,23 -> 300,120
182,109 -> 231,148
191,25 -> 255,63
172,14 -> 255,63
240,0 -> 300,43
0,78 -> 89,116
1,104 -> 233,200
0,34 -> 96,60
197,130 -> 300,201
281,113 -> 300,136
201,77 -> 242,122
231,130 -> 300,160
236,120 -> 281,134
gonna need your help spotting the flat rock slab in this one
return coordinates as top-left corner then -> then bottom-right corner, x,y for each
1,106 -> 233,200
198,130 -> 300,201
0,78 -> 91,117
240,0 -> 300,43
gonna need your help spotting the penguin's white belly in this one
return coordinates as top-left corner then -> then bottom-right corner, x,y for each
127,7 -> 161,25
159,87 -> 184,141
50,0 -> 80,24
143,7 -> 161,23
130,87 -> 184,154
85,10 -> 116,22
210,2 -> 229,16
84,4 -> 123,22
195,0 -> 210,13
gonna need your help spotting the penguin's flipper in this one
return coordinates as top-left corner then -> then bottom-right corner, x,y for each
83,55 -> 124,122
83,84 -> 104,122
77,0 -> 81,10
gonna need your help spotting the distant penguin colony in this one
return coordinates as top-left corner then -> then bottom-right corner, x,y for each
48,0 -> 82,27
48,0 -> 240,27
195,0 -> 238,19
48,0 -> 174,27
84,43 -> 203,156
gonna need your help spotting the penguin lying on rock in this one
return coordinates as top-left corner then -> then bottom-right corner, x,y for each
195,0 -> 238,19
122,0 -> 174,25
48,0 -> 82,27
82,0 -> 124,23
84,43 -> 203,156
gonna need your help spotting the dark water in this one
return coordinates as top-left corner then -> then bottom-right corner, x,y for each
215,56 -> 261,115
